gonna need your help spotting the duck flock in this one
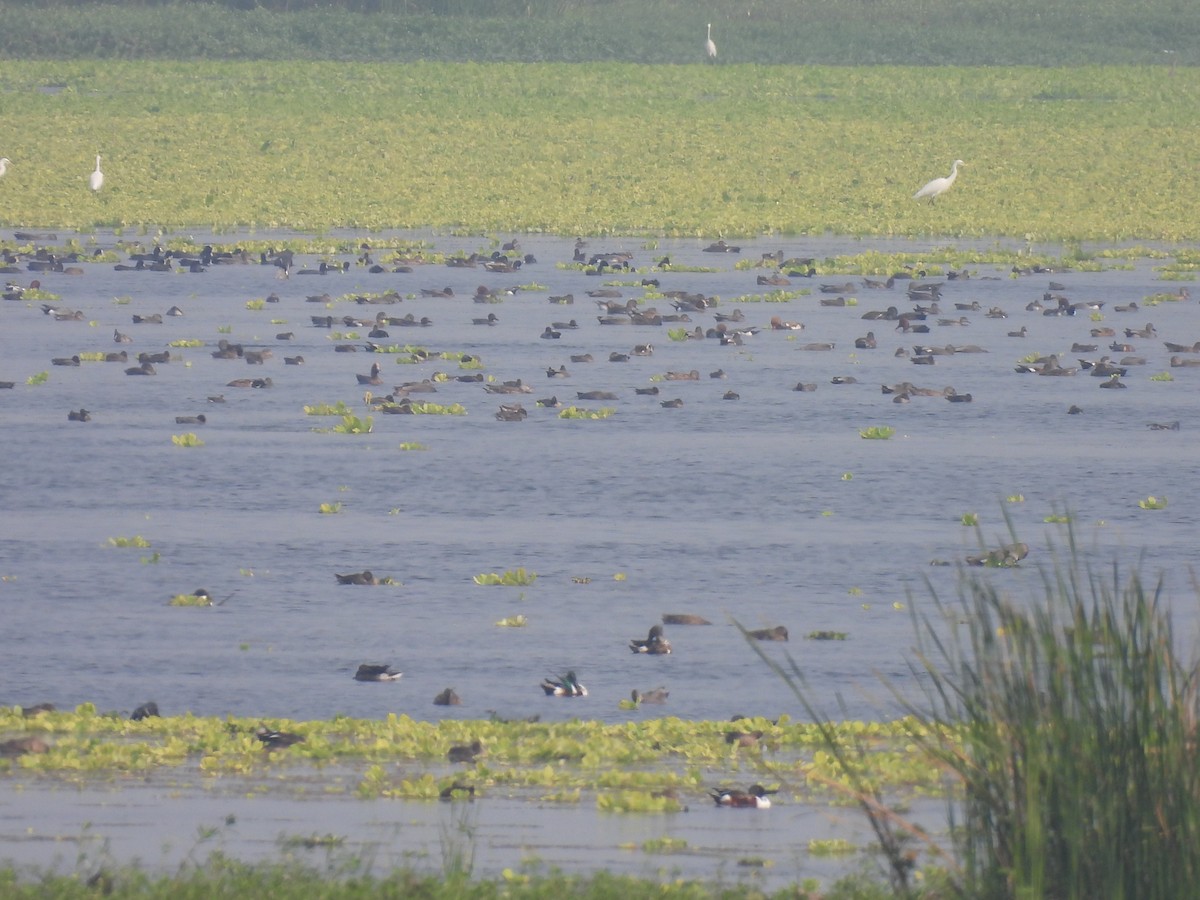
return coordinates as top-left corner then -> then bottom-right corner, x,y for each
2,229 -> 1196,730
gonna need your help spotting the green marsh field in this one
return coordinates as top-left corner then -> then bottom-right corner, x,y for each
0,61 -> 1197,241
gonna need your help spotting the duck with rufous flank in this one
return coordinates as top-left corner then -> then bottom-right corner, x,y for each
710,784 -> 777,808
541,670 -> 587,697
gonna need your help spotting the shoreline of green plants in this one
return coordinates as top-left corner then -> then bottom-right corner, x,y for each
1,62 -> 1197,241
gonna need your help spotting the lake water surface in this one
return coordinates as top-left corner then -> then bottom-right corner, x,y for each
2,229 -> 1198,888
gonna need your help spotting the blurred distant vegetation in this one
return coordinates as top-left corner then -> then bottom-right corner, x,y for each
0,0 -> 1195,65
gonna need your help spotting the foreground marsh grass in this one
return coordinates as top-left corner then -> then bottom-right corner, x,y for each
0,63 -> 1197,240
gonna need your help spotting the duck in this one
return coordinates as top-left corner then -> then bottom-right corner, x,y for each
1125,323 -> 1156,339
769,316 -> 804,330
434,688 -> 462,706
541,671 -> 587,697
105,350 -> 128,362
660,398 -> 684,408
710,784 -> 777,808
472,313 -> 499,326
256,726 -> 304,749
546,365 -> 569,378
747,625 -> 788,641
447,738 -> 484,763
540,326 -> 561,339
131,701 -> 160,721
125,361 -> 156,376
662,613 -> 712,625
570,353 -> 594,363
51,355 -> 81,366
357,362 -> 383,385
664,370 -> 700,381
113,328 -> 133,343
631,687 -> 670,705
174,414 -> 207,425
335,570 -> 379,585
67,408 -> 91,422
495,402 -> 528,421
630,624 -> 672,654
354,663 -> 402,682
703,240 -> 740,253
854,331 -> 877,349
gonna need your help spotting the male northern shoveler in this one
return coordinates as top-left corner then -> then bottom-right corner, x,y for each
709,784 -> 777,808
630,624 -> 672,654
354,663 -> 402,682
541,670 -> 587,697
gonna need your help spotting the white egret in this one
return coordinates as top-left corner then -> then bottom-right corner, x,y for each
0,157 -> 10,178
90,154 -> 104,192
913,159 -> 965,202
705,23 -> 717,60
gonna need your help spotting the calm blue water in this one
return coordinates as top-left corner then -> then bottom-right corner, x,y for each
2,231 -> 1198,727
3,230 -> 1199,888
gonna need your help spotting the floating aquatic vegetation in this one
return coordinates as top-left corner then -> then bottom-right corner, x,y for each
108,535 -> 151,548
494,615 -> 528,627
807,631 -> 848,641
808,838 -> 857,856
328,331 -> 360,340
398,442 -> 428,451
318,502 -> 342,514
1150,372 -> 1173,381
245,299 -> 266,310
26,371 -> 48,385
171,432 -> 204,447
169,338 -> 204,347
303,401 -> 353,416
473,568 -> 537,587
666,328 -> 690,341
1006,494 -> 1025,503
217,324 -> 232,333
558,406 -> 616,419
961,512 -> 979,526
841,472 -> 853,480
1138,495 -> 1167,510
329,414 -> 373,434
405,401 -> 467,415
859,426 -> 895,440
1044,513 -> 1071,524
76,351 -> 105,361
169,592 -> 213,607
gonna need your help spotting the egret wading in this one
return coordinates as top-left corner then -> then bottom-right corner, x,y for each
90,155 -> 104,192
705,23 -> 717,60
913,159 -> 965,203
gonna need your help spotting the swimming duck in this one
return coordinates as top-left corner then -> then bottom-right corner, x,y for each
354,663 -> 402,682
357,362 -> 383,385
105,350 -> 128,362
68,408 -> 91,422
336,570 -> 379,585
660,398 -> 684,408
662,613 -> 712,625
51,355 -> 81,366
472,313 -> 499,326
125,361 -> 156,376
447,738 -> 484,763
630,624 -> 672,654
632,687 -> 670,705
710,784 -> 777,808
256,726 -> 304,749
541,671 -> 587,697
769,316 -> 804,330
540,326 -> 561,339
174,414 -> 207,425
747,626 -> 788,641
853,331 -> 877,349
434,688 -> 462,706
495,402 -> 528,421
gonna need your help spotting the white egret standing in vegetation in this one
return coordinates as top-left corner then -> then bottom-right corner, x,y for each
914,159 -> 965,202
0,157 -> 10,178
90,154 -> 104,192
705,23 -> 717,60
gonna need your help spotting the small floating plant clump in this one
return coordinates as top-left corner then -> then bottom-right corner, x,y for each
397,442 -> 428,451
26,371 -> 49,385
108,535 -> 151,548
304,401 -> 353,416
474,568 -> 537,586
495,614 -> 528,627
404,401 -> 467,415
171,432 -> 204,447
317,502 -> 342,514
168,338 -> 205,348
559,406 -> 616,419
329,414 -> 373,434
169,591 -> 213,607
1138,495 -> 1168,509
859,425 -> 895,440
961,512 -> 979,526
806,631 -> 848,641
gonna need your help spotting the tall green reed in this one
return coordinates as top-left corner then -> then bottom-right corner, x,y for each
748,525 -> 1200,899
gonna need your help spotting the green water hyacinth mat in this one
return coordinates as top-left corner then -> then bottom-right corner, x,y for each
0,63 -> 1197,240
2,707 -> 946,806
